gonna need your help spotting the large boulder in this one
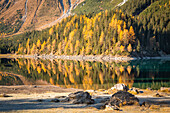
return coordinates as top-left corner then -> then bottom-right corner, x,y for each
106,91 -> 139,108
61,91 -> 94,104
111,84 -> 128,91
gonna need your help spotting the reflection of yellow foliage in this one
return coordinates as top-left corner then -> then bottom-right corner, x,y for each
47,63 -> 51,70
41,63 -> 47,72
47,70 -> 51,77
16,59 -> 24,69
37,66 -> 41,73
119,65 -> 125,73
80,61 -> 85,70
65,72 -> 68,77
50,78 -> 54,85
56,74 -> 59,81
64,77 -> 70,88
112,73 -> 115,80
31,59 -> 36,70
70,62 -> 74,73
86,63 -> 92,76
69,73 -> 75,83
75,66 -> 80,76
127,66 -> 132,74
118,76 -> 122,83
82,75 -> 93,90
99,72 -> 104,84
115,67 -> 119,75
27,60 -> 31,74
64,62 -> 69,73
58,60 -> 62,72
0,75 -> 2,80
52,64 -> 56,74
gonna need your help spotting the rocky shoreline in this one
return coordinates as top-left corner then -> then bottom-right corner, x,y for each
1,54 -> 170,61
0,84 -> 169,112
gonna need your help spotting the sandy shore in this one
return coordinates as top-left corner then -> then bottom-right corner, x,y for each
0,85 -> 170,113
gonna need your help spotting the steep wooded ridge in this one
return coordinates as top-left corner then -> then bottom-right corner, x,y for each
0,0 -> 80,36
0,0 -> 169,56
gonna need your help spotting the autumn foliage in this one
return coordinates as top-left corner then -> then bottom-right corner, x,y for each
17,10 -> 139,56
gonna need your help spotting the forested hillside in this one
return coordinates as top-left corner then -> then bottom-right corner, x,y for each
119,0 -> 170,53
0,0 -> 169,56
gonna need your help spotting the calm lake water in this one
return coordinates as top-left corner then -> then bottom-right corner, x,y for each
0,58 -> 170,90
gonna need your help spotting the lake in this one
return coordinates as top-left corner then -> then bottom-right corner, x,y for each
0,58 -> 170,90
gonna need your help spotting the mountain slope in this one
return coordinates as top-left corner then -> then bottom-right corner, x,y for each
71,0 -> 123,15
0,0 -> 79,36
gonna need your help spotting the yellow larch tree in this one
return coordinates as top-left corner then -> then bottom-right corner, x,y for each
17,44 -> 23,54
69,29 -> 77,41
37,39 -> 41,49
49,27 -> 54,35
70,43 -> 74,55
80,46 -> 85,55
99,31 -> 104,45
123,29 -> 129,45
30,43 -> 36,55
85,40 -> 92,55
64,42 -> 69,55
75,40 -> 80,55
40,41 -> 46,53
127,44 -> 132,52
52,39 -> 56,54
119,30 -> 123,42
129,26 -> 136,44
26,39 -> 30,54
120,45 -> 125,53
58,42 -> 62,55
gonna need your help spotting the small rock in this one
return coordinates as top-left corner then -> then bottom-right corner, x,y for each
55,96 -> 66,99
37,99 -> 44,102
111,84 -> 128,91
0,94 -> 11,97
142,101 -> 151,108
105,105 -> 120,111
93,97 -> 110,103
106,91 -> 139,107
61,91 -> 94,104
51,99 -> 60,102
33,86 -> 37,88
60,97 -> 70,102
153,93 -> 163,97
13,88 -> 17,90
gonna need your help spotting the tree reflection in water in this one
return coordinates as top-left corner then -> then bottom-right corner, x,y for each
0,58 -> 169,90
